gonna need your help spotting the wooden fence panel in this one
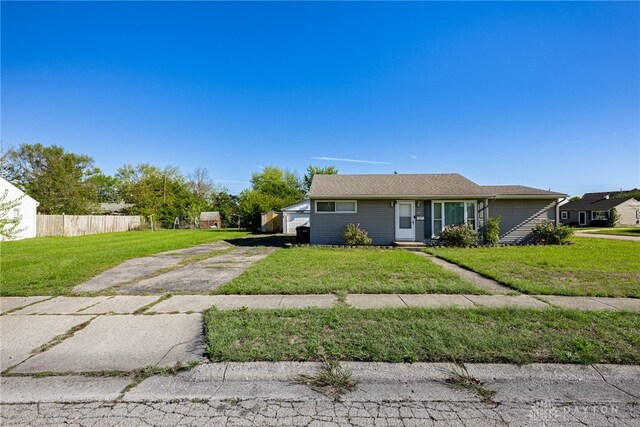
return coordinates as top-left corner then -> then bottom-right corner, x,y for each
36,215 -> 142,237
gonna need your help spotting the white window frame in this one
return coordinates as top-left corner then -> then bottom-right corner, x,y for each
560,211 -> 568,220
431,200 -> 477,238
591,210 -> 609,221
315,200 -> 357,214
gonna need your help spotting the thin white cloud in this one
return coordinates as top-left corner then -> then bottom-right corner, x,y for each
561,127 -> 638,146
312,156 -> 391,165
410,155 -> 417,160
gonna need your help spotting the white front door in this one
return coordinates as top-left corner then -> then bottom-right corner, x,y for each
395,201 -> 415,240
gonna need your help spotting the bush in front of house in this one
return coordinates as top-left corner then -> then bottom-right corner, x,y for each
608,208 -> 620,227
530,220 -> 574,245
440,224 -> 478,247
343,223 -> 373,245
484,216 -> 501,246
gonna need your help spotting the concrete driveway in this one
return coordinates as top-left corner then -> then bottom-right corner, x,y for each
73,237 -> 280,294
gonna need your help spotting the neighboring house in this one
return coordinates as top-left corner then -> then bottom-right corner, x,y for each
559,190 -> 640,227
308,173 -> 566,245
200,211 -> 222,229
98,202 -> 133,215
0,177 -> 39,240
282,200 -> 310,235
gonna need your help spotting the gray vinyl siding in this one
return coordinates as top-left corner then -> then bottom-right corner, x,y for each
310,199 -> 425,245
559,209 -> 580,225
617,199 -> 640,226
310,199 -> 396,245
489,199 -> 558,244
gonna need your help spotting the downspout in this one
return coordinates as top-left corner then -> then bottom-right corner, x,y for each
555,197 -> 566,226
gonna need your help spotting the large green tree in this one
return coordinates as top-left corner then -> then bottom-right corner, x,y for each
116,164 -> 195,226
1,144 -> 100,214
237,166 -> 305,229
303,165 -> 338,192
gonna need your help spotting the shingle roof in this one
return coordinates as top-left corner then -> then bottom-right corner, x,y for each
561,189 -> 639,211
309,173 -> 490,198
480,185 -> 566,197
200,211 -> 220,221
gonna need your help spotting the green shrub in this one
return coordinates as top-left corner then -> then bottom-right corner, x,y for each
530,220 -> 573,245
440,224 -> 478,247
343,223 -> 373,245
484,216 -> 501,246
608,208 -> 620,227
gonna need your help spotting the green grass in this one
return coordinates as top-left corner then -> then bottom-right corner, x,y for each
588,227 -> 640,237
426,237 -> 640,297
205,306 -> 640,364
216,247 -> 484,295
0,229 -> 248,296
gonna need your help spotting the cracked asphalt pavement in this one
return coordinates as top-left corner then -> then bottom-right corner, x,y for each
2,399 -> 638,426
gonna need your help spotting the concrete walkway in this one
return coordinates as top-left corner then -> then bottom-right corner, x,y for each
2,362 -> 638,425
2,294 -> 638,374
3,293 -> 640,317
416,252 -> 515,294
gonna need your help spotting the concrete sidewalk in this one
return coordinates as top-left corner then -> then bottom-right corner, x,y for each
3,294 -> 639,316
2,362 -> 638,426
575,230 -> 640,242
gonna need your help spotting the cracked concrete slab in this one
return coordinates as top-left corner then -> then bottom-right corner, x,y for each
150,294 -> 285,312
464,294 -> 548,309
589,297 -> 640,311
1,315 -> 94,371
116,247 -> 277,294
73,256 -> 184,293
0,296 -> 50,314
154,241 -> 232,256
78,296 -> 161,314
0,376 -> 131,403
399,294 -> 475,308
278,294 -> 337,308
10,296 -> 111,315
538,295 -> 619,310
12,314 -> 204,373
346,294 -> 407,308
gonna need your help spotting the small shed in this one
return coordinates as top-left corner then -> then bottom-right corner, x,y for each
200,211 -> 222,229
282,199 -> 310,235
0,177 -> 39,240
261,211 -> 282,233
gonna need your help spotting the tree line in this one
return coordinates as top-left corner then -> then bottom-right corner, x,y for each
1,143 -> 336,229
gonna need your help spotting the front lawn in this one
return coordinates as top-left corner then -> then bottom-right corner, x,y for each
427,237 -> 640,297
205,306 -> 640,364
589,227 -> 640,237
216,247 -> 484,295
1,229 -> 248,296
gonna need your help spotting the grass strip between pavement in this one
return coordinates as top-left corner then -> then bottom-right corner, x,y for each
205,306 -> 640,365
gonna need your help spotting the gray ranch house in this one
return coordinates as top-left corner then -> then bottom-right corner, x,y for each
559,189 -> 640,227
308,173 -> 567,245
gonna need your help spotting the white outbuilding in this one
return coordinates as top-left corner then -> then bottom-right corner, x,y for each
282,199 -> 310,235
0,177 -> 39,240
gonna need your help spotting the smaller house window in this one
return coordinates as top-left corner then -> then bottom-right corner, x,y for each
560,211 -> 568,220
12,208 -> 20,219
316,200 -> 357,213
591,211 -> 609,221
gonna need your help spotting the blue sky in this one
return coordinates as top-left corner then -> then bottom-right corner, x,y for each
2,2 -> 638,196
